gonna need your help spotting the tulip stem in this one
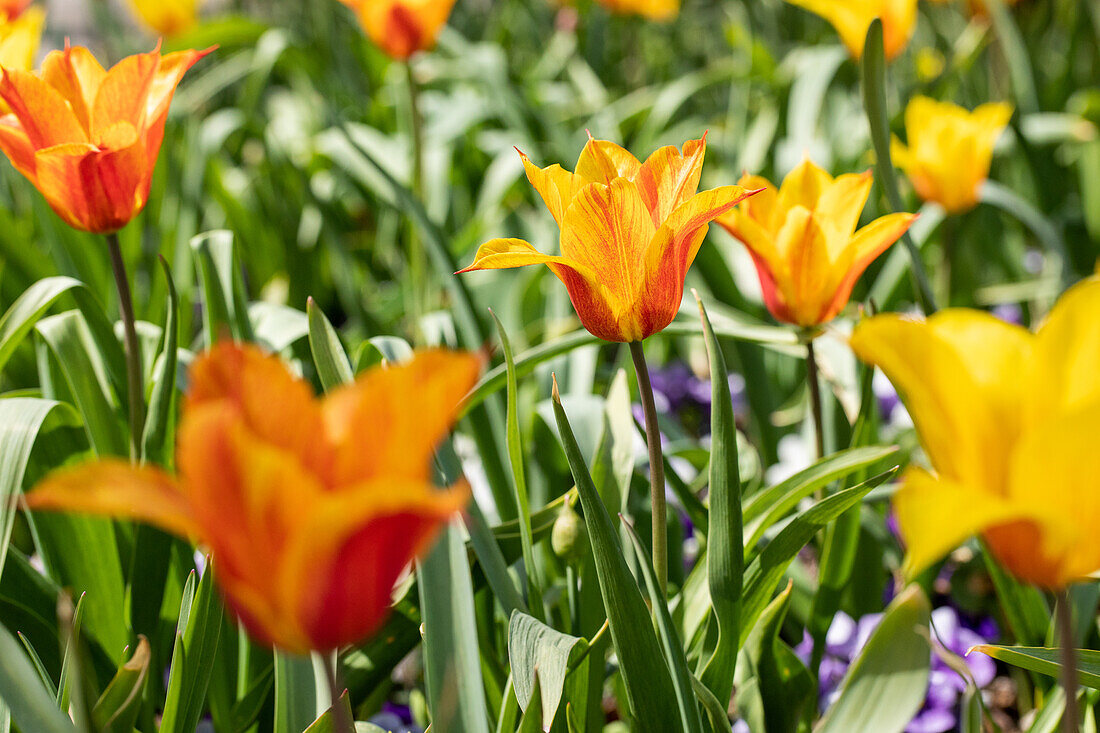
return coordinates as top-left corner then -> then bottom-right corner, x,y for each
405,60 -> 426,338
106,233 -> 145,462
629,340 -> 667,595
1057,589 -> 1080,733
805,338 -> 825,461
322,653 -> 355,733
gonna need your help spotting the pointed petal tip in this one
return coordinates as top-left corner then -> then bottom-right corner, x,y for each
551,373 -> 560,403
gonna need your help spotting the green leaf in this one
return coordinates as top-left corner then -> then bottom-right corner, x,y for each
0,619 -> 75,733
860,18 -> 937,314
161,563 -> 225,733
743,446 -> 898,549
507,611 -> 589,726
815,584 -> 932,733
92,636 -> 151,733
307,297 -> 354,391
417,522 -> 491,733
191,230 -> 254,345
695,295 -> 743,707
230,663 -> 274,732
0,276 -> 82,374
491,311 -> 543,618
969,645 -> 1100,690
622,521 -> 705,733
141,258 -> 180,464
550,379 -> 682,733
741,470 -> 896,645
274,653 -> 322,733
983,0 -> 1038,114
303,689 -> 354,733
516,673 -> 543,733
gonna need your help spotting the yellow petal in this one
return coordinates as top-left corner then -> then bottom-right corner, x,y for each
735,173 -> 779,231
894,468 -> 1022,580
635,135 -> 706,225
574,136 -> 641,186
39,45 -> 106,135
519,151 -> 579,227
775,206 -> 832,325
818,211 -> 915,323
815,170 -> 872,249
27,460 -> 198,538
127,0 -> 198,37
776,158 -> 833,215
1028,276 -> 1100,424
850,310 -> 1033,489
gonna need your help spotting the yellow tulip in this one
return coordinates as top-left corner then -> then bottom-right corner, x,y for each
851,277 -> 1100,589
784,0 -> 917,60
0,6 -> 43,75
891,96 -> 1012,214
458,135 -> 757,343
715,159 -> 916,327
338,0 -> 457,60
128,0 -> 199,37
597,0 -> 678,21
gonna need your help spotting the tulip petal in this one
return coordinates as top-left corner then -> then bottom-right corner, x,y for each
0,68 -> 89,147
894,468 -> 1022,580
323,349 -> 481,484
283,479 -> 467,651
0,116 -> 35,178
518,153 -> 580,227
91,49 -> 159,141
145,48 -> 214,125
776,158 -> 833,215
40,45 -> 106,133
1028,277 -> 1100,423
851,310 -> 1032,490
635,134 -> 706,225
574,136 -> 641,186
815,171 -> 873,248
817,212 -> 914,322
735,173 -> 779,231
33,139 -> 148,233
26,460 -> 198,538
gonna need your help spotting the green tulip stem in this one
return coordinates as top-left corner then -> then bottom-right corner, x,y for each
106,232 -> 145,462
1057,589 -> 1079,733
322,652 -> 355,733
806,337 -> 825,461
629,340 -> 668,595
405,60 -> 426,338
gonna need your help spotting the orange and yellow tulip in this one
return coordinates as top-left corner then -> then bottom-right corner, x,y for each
127,0 -> 199,37
715,159 -> 916,327
596,0 -> 678,21
785,0 -> 917,60
892,96 -> 1013,214
0,43 -> 212,234
458,135 -> 757,342
0,0 -> 29,19
851,277 -> 1100,589
338,0 -> 456,60
0,7 -> 43,80
28,342 -> 478,652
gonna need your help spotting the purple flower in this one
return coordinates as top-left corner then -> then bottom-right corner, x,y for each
991,302 -> 1023,325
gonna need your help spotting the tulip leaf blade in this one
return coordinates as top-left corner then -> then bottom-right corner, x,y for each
273,653 -> 323,733
694,294 -> 743,707
550,379 -> 683,733
0,275 -> 82,374
0,618 -> 75,733
814,584 -> 932,733
161,562 -> 225,733
190,229 -> 255,345
507,611 -> 588,728
969,645 -> 1100,690
92,635 -> 151,733
307,297 -> 354,391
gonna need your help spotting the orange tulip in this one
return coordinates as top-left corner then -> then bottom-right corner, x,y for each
27,343 -> 478,652
0,0 -> 29,19
892,96 -> 1013,214
597,0 -> 678,20
715,159 -> 916,327
784,0 -> 917,60
851,278 -> 1100,589
338,0 -> 456,60
458,135 -> 758,342
0,43 -> 212,234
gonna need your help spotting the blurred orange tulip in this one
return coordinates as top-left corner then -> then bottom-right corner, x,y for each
851,278 -> 1100,589
0,0 -> 30,19
785,0 -> 917,60
716,159 -> 916,327
597,0 -> 678,21
458,135 -> 757,342
0,43 -> 212,233
892,96 -> 1013,214
339,0 -> 456,60
28,343 -> 478,652
127,0 -> 199,37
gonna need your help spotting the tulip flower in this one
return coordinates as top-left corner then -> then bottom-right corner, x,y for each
0,0 -> 29,19
0,43 -> 212,234
127,0 -> 199,37
715,159 -> 916,327
0,7 -> 43,82
892,96 -> 1013,214
338,0 -> 456,60
851,277 -> 1100,589
597,0 -> 678,21
27,343 -> 479,652
458,135 -> 758,342
784,0 -> 917,60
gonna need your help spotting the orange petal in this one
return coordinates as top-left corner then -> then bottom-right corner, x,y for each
33,139 -> 148,233
817,212 -> 915,322
574,136 -> 641,186
26,460 -> 198,538
40,45 -> 106,134
323,349 -> 481,484
145,47 -> 214,126
0,116 -> 36,179
185,342 -> 332,484
0,68 -> 89,147
91,49 -> 160,140
282,479 -> 467,651
635,134 -> 706,225
353,0 -> 457,60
